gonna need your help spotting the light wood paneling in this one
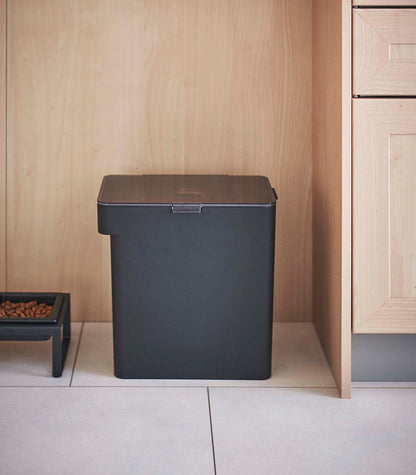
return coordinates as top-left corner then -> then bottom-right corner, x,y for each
7,0 -> 185,321
312,0 -> 351,398
0,0 -> 5,291
353,9 -> 416,95
182,0 -> 312,322
353,99 -> 416,333
353,1 -> 416,5
7,0 -> 312,322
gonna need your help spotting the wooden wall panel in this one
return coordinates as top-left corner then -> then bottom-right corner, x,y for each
0,0 -> 5,291
183,0 -> 312,321
7,0 -> 185,321
7,0 -> 312,322
312,0 -> 351,397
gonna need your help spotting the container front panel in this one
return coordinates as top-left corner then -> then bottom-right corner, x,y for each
109,205 -> 275,379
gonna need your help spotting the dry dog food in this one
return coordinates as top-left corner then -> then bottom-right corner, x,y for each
0,301 -> 53,319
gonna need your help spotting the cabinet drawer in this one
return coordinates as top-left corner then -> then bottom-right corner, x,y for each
353,9 -> 416,95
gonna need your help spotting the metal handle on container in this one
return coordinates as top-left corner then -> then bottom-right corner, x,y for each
171,204 -> 202,214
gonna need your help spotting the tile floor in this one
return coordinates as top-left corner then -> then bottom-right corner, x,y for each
0,323 -> 415,474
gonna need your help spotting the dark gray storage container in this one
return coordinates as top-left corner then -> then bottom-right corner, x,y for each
98,175 -> 276,380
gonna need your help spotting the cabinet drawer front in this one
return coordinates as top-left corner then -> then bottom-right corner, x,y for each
353,9 -> 416,95
353,99 -> 416,333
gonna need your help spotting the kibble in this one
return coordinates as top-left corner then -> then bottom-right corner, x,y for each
0,301 -> 53,319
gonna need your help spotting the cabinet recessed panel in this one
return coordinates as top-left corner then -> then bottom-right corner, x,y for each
353,9 -> 416,95
390,135 -> 416,299
353,100 -> 416,333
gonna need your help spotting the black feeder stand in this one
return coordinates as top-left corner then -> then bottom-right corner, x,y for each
0,293 -> 71,377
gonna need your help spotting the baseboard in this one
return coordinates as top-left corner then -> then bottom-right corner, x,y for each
352,333 -> 416,381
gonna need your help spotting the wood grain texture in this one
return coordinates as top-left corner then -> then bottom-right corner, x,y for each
390,135 -> 416,299
353,99 -> 416,334
7,0 -> 312,322
353,9 -> 416,95
353,0 -> 416,5
0,0 -> 5,291
340,0 -> 352,399
312,0 -> 351,398
389,43 -> 416,62
7,0 -> 185,321
184,0 -> 313,322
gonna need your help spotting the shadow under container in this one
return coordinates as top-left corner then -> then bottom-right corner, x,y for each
98,175 -> 277,380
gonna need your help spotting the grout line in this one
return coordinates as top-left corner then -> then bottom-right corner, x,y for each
206,388 -> 217,475
69,322 -> 84,387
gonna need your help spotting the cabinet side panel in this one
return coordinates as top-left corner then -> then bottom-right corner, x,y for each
312,0 -> 351,398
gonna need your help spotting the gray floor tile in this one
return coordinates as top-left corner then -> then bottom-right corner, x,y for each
209,387 -> 416,475
0,387 -> 214,475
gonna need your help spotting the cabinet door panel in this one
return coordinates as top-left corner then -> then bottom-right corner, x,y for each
353,9 -> 416,95
353,99 -> 416,333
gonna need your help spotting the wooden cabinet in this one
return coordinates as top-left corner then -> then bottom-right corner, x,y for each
352,0 -> 416,336
353,9 -> 416,95
314,1 -> 416,389
353,100 -> 416,333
